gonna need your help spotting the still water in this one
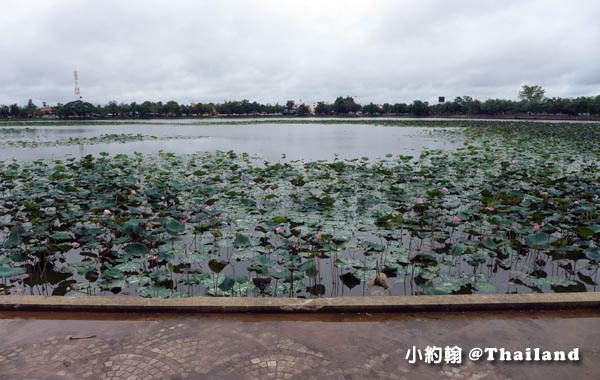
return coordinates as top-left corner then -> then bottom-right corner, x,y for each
0,121 -> 462,162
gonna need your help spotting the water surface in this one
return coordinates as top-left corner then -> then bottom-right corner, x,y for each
0,122 -> 462,162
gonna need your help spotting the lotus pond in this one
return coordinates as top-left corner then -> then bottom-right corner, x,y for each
0,119 -> 599,298
0,120 -> 459,162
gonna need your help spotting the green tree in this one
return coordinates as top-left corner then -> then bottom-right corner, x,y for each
333,97 -> 348,114
24,99 -> 38,117
519,85 -> 545,103
296,104 -> 311,116
152,101 -> 163,115
262,103 -> 284,114
165,100 -> 181,116
129,102 -> 138,117
9,104 -> 20,117
362,102 -> 381,116
333,96 -> 360,115
391,103 -> 409,114
58,100 -> 97,117
593,95 -> 600,115
409,100 -> 430,116
345,97 -> 361,113
54,103 -> 64,116
105,100 -> 120,116
314,101 -> 332,115
139,101 -> 154,116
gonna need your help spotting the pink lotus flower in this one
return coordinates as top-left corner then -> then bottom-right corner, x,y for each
442,187 -> 449,193
316,232 -> 322,240
179,217 -> 190,223
248,181 -> 256,187
487,206 -> 495,212
533,223 -> 541,232
574,200 -> 580,205
410,176 -> 418,182
130,189 -> 137,195
204,205 -> 212,212
453,215 -> 462,223
417,198 -> 424,204
71,242 -> 80,249
275,226 -> 283,234
103,209 -> 112,216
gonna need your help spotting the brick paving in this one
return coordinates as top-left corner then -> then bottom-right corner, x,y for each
0,310 -> 598,379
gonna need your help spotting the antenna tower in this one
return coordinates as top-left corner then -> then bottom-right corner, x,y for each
74,70 -> 81,100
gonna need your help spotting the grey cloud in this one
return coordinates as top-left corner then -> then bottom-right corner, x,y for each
0,0 -> 598,106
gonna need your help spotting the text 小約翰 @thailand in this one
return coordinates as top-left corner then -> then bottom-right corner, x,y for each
405,346 -> 580,364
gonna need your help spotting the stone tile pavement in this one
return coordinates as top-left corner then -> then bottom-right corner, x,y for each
0,310 -> 598,379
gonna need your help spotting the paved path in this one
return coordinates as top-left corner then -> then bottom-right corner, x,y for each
0,310 -> 598,379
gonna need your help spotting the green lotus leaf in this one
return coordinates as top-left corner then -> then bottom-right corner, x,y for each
466,251 -> 487,266
49,231 -> 73,241
298,259 -> 317,277
585,247 -> 600,262
450,243 -> 467,256
233,233 -> 251,248
525,232 -> 558,250
123,243 -> 150,256
218,274 -> 248,292
0,266 -> 26,278
165,219 -> 185,235
122,219 -> 144,235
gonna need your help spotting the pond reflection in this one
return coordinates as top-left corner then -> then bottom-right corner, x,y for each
0,122 -> 462,162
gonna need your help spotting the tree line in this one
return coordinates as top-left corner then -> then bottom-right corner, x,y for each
1,86 -> 599,118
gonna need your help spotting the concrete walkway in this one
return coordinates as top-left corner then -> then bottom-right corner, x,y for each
0,310 -> 598,380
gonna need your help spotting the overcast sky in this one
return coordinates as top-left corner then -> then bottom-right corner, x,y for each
1,0 -> 599,106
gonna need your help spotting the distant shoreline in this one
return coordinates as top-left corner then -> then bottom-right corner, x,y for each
2,114 -> 600,123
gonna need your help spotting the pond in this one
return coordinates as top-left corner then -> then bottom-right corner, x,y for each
0,121 -> 461,162
0,119 -> 598,298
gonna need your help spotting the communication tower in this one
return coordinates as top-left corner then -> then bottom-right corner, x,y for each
74,70 -> 82,100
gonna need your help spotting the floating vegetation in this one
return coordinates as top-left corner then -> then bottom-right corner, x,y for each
0,121 -> 599,298
0,127 -> 37,134
0,133 -> 206,148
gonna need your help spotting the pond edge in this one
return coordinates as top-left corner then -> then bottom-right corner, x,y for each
1,293 -> 599,313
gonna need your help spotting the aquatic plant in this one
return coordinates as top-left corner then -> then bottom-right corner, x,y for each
0,121 -> 599,297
